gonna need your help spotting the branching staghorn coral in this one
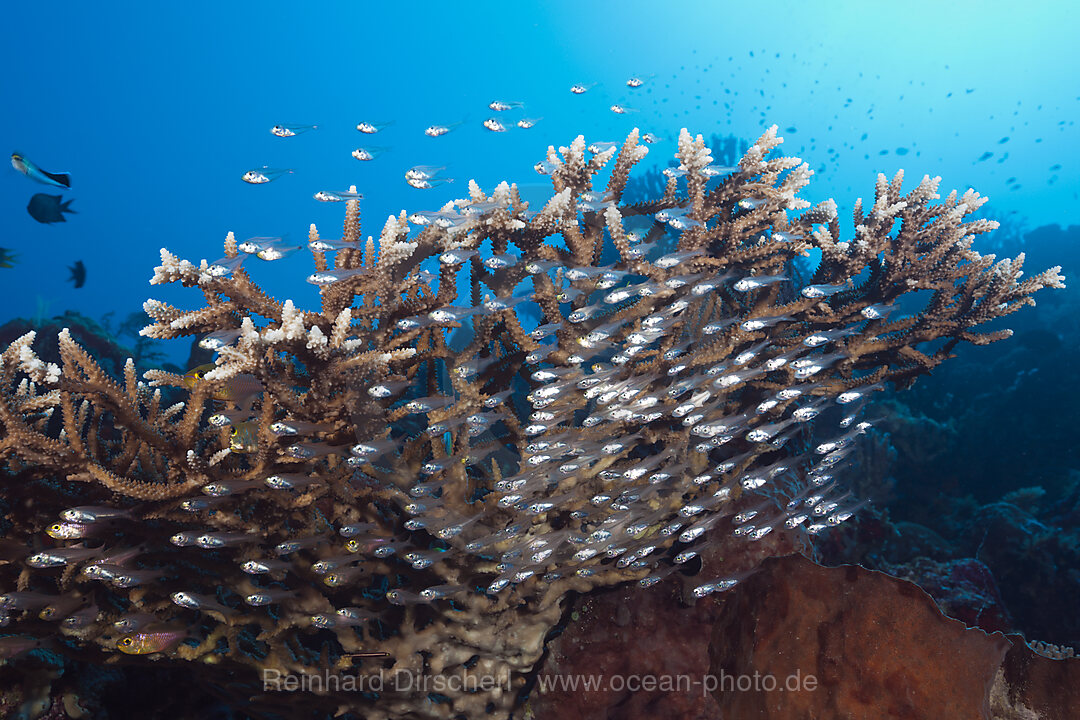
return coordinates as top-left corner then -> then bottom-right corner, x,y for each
0,126 -> 1064,719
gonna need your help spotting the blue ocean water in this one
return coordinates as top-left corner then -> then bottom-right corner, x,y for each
1,1 -> 1075,342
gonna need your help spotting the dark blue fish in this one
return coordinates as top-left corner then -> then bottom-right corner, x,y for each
27,194 -> 75,224
68,260 -> 85,288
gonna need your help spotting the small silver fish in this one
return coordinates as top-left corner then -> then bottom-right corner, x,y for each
861,303 -> 897,319
803,328 -> 857,347
352,146 -> 389,161
404,395 -> 455,414
667,215 -> 701,230
264,473 -> 319,490
171,591 -> 234,618
308,237 -> 360,252
654,250 -> 704,268
425,120 -> 465,137
198,328 -> 242,351
356,120 -> 394,134
733,274 -> 790,292
205,255 -> 246,278
61,506 -> 130,523
801,282 -> 848,299
255,244 -> 301,261
488,100 -> 524,111
237,236 -> 286,254
307,268 -> 368,285
274,533 -> 331,555
113,613 -> 155,634
524,259 -> 560,274
419,584 -> 466,600
405,165 -> 452,188
195,532 -> 256,549
438,249 -> 477,266
201,478 -> 263,497
270,124 -> 317,137
283,442 -> 340,459
241,167 -> 293,184
406,174 -> 453,188
240,558 -> 291,574
700,164 -> 738,177
654,206 -> 688,223
26,545 -> 101,568
483,253 -> 519,269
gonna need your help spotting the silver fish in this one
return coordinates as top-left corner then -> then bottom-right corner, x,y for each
241,167 -> 293,184
270,123 -> 317,137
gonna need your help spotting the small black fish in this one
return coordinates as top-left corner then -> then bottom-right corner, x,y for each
27,194 -> 75,224
68,260 -> 85,288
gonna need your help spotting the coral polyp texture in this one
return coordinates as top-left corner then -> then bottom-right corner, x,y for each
0,127 -> 1063,718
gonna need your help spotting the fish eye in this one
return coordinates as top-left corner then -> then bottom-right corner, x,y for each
119,637 -> 132,647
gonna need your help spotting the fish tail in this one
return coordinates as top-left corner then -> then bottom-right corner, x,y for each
61,199 -> 76,214
42,170 -> 71,189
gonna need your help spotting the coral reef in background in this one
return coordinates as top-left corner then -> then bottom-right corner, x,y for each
0,126 -> 1063,718
813,222 -> 1080,650
623,132 -> 749,207
0,311 -> 176,383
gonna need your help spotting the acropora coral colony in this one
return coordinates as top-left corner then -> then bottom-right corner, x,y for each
0,127 -> 1064,719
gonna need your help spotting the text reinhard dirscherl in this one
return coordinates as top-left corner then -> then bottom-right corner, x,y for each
263,668 -> 818,697
263,667 -> 514,694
